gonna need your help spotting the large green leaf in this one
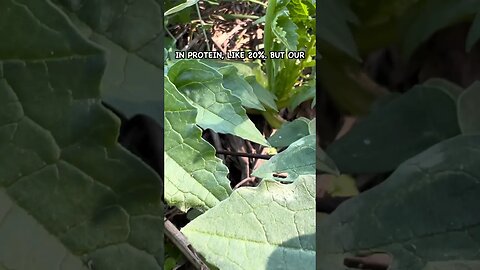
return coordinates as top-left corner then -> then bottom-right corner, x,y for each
167,60 -> 269,146
0,1 -> 162,269
317,0 -> 360,60
182,176 -> 316,270
288,82 -> 316,111
272,11 -> 299,51
253,135 -> 316,182
326,85 -> 460,174
164,77 -> 232,212
246,76 -> 279,112
268,117 -> 311,148
201,60 -> 265,111
54,0 -> 164,125
457,81 -> 480,135
317,134 -> 480,270
401,0 -> 480,58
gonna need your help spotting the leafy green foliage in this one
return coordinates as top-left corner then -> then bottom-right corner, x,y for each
318,135 -> 480,270
164,77 -> 232,212
0,1 -> 163,269
264,0 -> 316,108
319,0 -> 480,269
55,0 -> 164,125
326,85 -> 460,174
319,0 -> 480,114
317,0 -> 360,60
165,0 -> 199,16
268,117 -> 311,148
164,1 -> 317,269
182,176 -> 316,270
254,135 -> 316,182
167,60 -> 269,146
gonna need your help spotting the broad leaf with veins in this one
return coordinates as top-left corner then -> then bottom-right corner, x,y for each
164,77 -> 232,212
253,134 -> 317,182
182,175 -> 316,270
0,1 -> 163,269
318,135 -> 480,270
54,0 -> 164,125
167,60 -> 269,146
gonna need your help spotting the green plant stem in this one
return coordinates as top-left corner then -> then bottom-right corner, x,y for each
264,0 -> 276,92
262,109 -> 286,129
196,3 -> 211,51
223,14 -> 260,20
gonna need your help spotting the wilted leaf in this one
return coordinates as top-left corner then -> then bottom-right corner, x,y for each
164,77 -> 232,212
318,135 -> 480,270
0,2 -> 163,269
182,176 -> 316,270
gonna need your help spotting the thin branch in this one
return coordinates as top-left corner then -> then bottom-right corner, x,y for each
195,3 -> 211,51
215,150 -> 273,160
164,218 -> 210,270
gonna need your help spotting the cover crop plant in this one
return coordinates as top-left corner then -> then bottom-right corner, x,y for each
164,0 -> 323,269
316,1 -> 480,269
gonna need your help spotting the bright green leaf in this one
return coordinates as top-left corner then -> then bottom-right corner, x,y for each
268,117 -> 311,148
182,176 -> 316,270
326,175 -> 358,197
167,60 -> 269,146
253,135 -> 316,182
246,76 -> 279,112
201,61 -> 265,111
318,135 -> 480,270
0,2 -> 163,268
164,0 -> 199,16
288,82 -> 316,111
164,77 -> 232,212
272,12 -> 299,51
457,81 -> 480,135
